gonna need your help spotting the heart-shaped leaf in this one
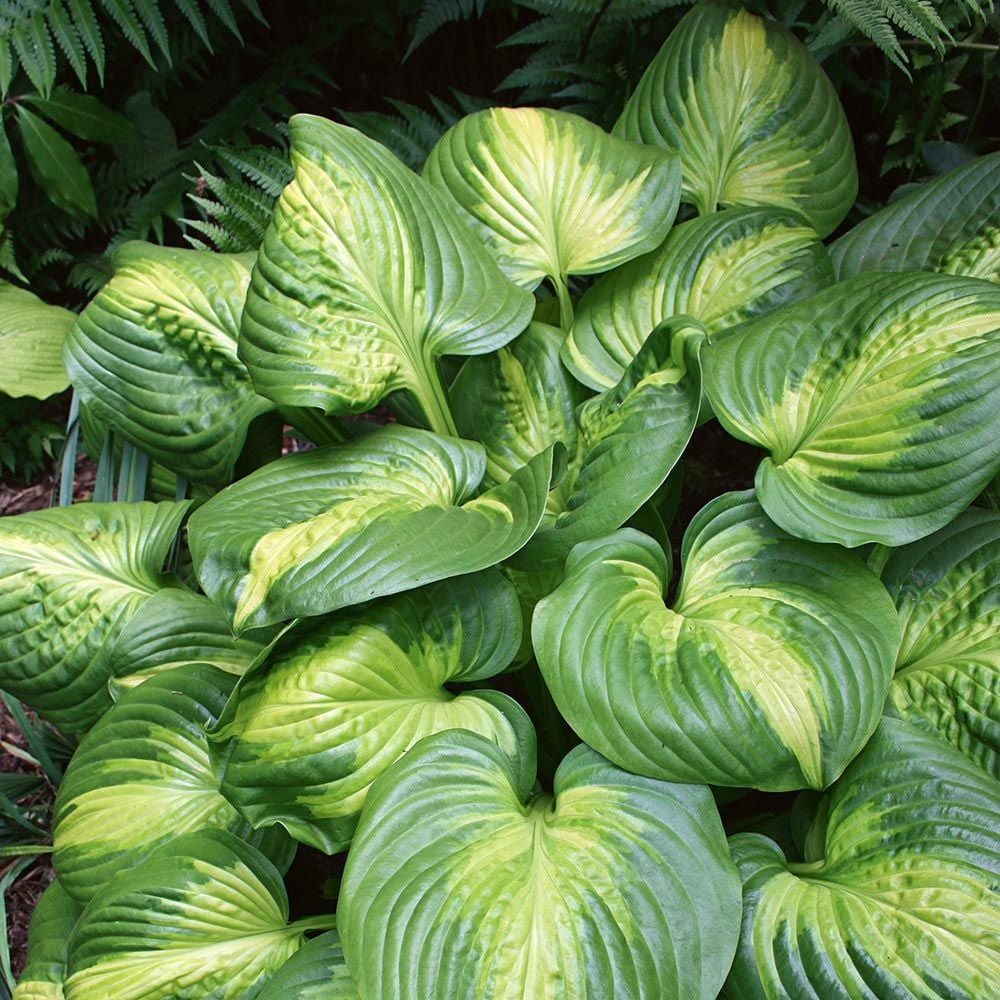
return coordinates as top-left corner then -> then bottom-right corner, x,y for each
0,501 -> 189,732
188,425 -> 555,630
877,508 -> 1000,779
212,571 -> 528,853
64,243 -> 274,485
339,731 -> 741,1000
64,830 -> 334,1000
0,281 -> 74,399
614,1 -> 856,237
832,151 -> 1000,283
704,271 -> 1000,546
562,207 -> 833,389
724,719 -> 1000,998
423,106 -> 680,318
533,492 -> 899,790
53,664 -> 295,903
239,115 -> 534,436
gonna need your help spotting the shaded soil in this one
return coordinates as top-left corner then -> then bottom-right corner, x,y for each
0,453 -> 97,517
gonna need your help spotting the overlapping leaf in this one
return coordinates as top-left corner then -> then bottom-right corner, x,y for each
63,830 -> 334,1000
0,281 -> 74,399
704,271 -> 1000,546
562,208 -> 833,389
213,571 -> 528,853
533,492 -> 899,790
832,151 -> 1000,282
188,425 -> 555,631
53,665 -> 294,904
877,509 -> 1000,778
0,501 -> 189,732
239,115 -> 534,435
64,243 -> 274,485
423,106 -> 680,307
614,0 -> 856,237
256,930 -> 357,1000
13,880 -> 81,1000
725,719 -> 1000,998
339,731 -> 741,1000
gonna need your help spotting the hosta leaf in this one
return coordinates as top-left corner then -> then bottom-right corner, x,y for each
562,207 -> 833,390
212,571 -> 529,853
188,425 -> 555,631
0,280 -> 74,399
239,115 -> 533,436
53,664 -> 294,904
64,243 -> 275,485
105,588 -> 267,696
877,509 -> 1000,779
725,719 -> 1000,999
533,492 -> 899,790
454,320 -> 705,567
832,151 -> 1000,283
704,272 -> 1000,546
64,829 -> 334,1000
339,731 -> 741,1000
614,0 -> 856,237
256,930 -> 356,1000
422,106 -> 681,299
0,501 -> 189,732
13,879 -> 81,1000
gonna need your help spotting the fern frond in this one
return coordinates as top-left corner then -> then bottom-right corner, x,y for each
405,0 -> 486,59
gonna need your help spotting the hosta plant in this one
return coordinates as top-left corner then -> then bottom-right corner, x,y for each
7,2 -> 1000,997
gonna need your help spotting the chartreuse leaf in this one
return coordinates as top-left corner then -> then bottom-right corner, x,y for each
64,243 -> 275,485
105,588 -> 266,696
256,930 -> 356,1000
454,320 -> 705,567
0,501 -> 189,732
423,106 -> 680,323
212,571 -> 529,853
0,281 -> 74,399
562,207 -> 833,390
832,151 -> 1000,283
876,509 -> 1000,779
533,492 -> 899,790
13,879 -> 81,1000
188,425 -> 555,631
239,115 -> 533,436
704,272 -> 1000,547
63,829 -> 334,1000
724,719 -> 1000,999
53,664 -> 294,904
339,730 -> 741,1000
614,1 -> 856,238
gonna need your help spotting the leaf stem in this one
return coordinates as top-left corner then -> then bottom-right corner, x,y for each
413,356 -> 460,437
553,274 -> 574,332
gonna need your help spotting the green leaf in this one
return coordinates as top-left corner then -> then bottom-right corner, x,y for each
533,492 -> 900,790
0,119 -> 18,218
188,425 -> 555,631
423,106 -> 680,304
255,929 -> 356,1000
23,88 -> 140,143
0,501 -> 189,732
703,271 -> 1000,546
339,731 -> 741,1000
64,243 -> 276,485
724,719 -> 1000,998
832,151 -> 1000,284
614,1 -> 857,237
0,281 -> 74,399
212,571 -> 529,853
876,508 -> 1000,779
562,207 -> 834,390
16,105 -> 96,219
239,115 -> 534,436
52,664 -> 293,905
105,588 -> 266,697
63,830 -> 333,999
12,879 -> 80,1000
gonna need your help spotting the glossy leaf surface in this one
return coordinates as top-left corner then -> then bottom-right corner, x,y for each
256,930 -> 356,1000
534,492 -> 899,789
704,271 -> 1000,546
